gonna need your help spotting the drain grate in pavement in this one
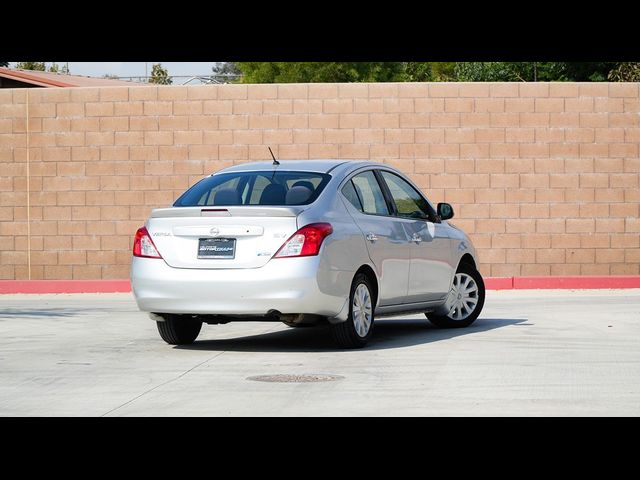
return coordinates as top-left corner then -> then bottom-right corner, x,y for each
247,374 -> 344,383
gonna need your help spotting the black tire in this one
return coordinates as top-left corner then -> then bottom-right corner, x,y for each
156,314 -> 203,345
426,263 -> 485,329
331,273 -> 375,348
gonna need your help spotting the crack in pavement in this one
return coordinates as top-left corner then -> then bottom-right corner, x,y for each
100,350 -> 227,417
100,323 -> 281,417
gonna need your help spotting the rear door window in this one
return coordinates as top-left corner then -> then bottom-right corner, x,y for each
341,180 -> 363,211
350,171 -> 390,216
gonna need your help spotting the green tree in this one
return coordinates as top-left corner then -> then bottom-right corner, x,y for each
454,62 -> 617,82
454,62 -> 537,81
149,63 -> 172,85
226,61 -> 631,84
212,62 -> 241,82
0,62 -> 8,68
236,62 -> 407,83
47,63 -> 69,74
402,62 -> 433,81
400,63 -> 456,81
560,62 -> 616,81
15,62 -> 46,71
430,62 -> 456,81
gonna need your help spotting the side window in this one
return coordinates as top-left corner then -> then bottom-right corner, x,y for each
380,171 -> 434,220
341,180 -> 363,212
351,171 -> 390,216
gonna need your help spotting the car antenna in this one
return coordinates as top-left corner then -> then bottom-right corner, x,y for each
268,146 -> 280,166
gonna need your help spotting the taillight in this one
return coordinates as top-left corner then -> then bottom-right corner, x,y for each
132,226 -> 163,259
274,223 -> 333,258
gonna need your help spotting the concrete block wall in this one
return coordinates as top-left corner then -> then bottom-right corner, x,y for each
0,82 -> 638,280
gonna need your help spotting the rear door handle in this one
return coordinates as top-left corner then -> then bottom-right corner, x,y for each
366,233 -> 378,242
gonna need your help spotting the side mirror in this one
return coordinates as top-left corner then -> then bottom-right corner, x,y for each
437,202 -> 454,220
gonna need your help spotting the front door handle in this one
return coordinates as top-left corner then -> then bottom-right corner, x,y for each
366,233 -> 378,243
411,233 -> 422,244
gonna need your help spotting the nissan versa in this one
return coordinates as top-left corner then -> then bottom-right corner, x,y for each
131,160 -> 485,348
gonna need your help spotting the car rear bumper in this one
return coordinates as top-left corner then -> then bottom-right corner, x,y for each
130,256 -> 349,319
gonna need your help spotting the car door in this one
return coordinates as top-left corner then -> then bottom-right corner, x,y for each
378,170 -> 455,303
341,170 -> 411,306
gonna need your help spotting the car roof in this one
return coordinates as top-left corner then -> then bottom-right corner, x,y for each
217,160 -> 370,174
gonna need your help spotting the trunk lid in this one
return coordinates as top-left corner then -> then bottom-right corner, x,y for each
147,206 -> 302,269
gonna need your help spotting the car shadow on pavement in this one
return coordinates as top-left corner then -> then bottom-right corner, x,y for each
176,317 -> 527,353
0,307 -> 127,319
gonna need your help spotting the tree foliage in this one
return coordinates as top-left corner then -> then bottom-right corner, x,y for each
454,62 -> 616,82
401,62 -> 433,81
15,62 -> 70,74
15,62 -> 46,71
560,62 -> 616,81
0,62 -> 8,68
401,62 -> 456,81
235,62 -> 407,83
212,62 -> 241,76
607,62 -> 640,82
48,63 -> 70,74
149,63 -> 172,85
230,62 -> 632,83
430,62 -> 456,81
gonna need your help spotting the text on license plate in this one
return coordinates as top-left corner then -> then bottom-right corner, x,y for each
198,238 -> 236,259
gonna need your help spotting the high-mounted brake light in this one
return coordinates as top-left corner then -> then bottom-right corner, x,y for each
274,223 -> 333,258
132,226 -> 163,259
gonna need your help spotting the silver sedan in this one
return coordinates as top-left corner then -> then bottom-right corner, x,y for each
131,160 -> 485,348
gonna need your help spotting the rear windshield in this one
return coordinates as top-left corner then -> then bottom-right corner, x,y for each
173,171 -> 331,207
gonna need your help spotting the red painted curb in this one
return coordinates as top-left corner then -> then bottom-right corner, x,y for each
484,277 -> 514,290
512,276 -> 640,290
0,280 -> 131,294
1,276 -> 640,294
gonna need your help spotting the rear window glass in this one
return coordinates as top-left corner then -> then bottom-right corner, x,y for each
173,171 -> 331,207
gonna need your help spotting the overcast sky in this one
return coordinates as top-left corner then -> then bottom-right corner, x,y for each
9,62 -> 218,79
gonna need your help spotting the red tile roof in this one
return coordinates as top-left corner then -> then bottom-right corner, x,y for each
0,67 -> 153,87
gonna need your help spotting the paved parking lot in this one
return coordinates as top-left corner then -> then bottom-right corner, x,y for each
1,289 -> 639,416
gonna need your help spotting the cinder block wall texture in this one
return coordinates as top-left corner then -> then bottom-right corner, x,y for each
0,82 -> 638,280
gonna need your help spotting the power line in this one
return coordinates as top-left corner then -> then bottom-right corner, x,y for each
115,74 -> 242,85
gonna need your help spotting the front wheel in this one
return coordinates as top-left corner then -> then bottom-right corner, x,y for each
156,314 -> 202,345
426,263 -> 485,328
331,273 -> 375,348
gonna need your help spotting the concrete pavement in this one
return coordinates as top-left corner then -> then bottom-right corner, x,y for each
1,289 -> 639,416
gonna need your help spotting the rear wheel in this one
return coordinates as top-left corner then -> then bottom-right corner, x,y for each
331,273 -> 375,348
426,263 -> 485,328
156,314 -> 203,345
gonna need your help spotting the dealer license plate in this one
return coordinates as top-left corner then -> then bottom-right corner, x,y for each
197,238 -> 236,259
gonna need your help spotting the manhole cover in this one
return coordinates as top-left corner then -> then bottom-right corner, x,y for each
247,374 -> 344,383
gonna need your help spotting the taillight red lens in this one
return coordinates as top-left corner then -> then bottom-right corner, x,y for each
274,223 -> 333,258
132,227 -> 162,259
